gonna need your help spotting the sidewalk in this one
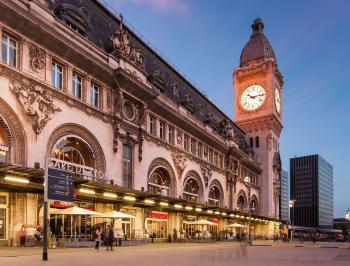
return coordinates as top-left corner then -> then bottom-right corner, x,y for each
252,240 -> 350,249
1,240 -> 349,258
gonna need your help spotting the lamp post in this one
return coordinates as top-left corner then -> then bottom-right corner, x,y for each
244,176 -> 252,245
289,199 -> 296,241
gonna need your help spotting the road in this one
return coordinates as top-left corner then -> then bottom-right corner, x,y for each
0,242 -> 349,266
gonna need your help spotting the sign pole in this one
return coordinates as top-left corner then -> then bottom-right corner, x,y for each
43,156 -> 48,261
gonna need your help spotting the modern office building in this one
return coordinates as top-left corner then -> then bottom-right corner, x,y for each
0,0 -> 282,246
290,155 -> 333,228
280,170 -> 289,221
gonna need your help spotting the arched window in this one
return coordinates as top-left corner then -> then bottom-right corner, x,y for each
52,136 -> 95,167
183,177 -> 199,203
237,194 -> 246,211
208,186 -> 221,207
250,195 -> 258,215
148,168 -> 171,196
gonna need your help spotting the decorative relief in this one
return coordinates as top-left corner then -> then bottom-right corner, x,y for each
137,127 -> 145,161
112,122 -> 120,153
171,152 -> 187,177
115,89 -> 124,116
10,81 -> 61,134
110,16 -> 144,69
200,163 -> 212,187
226,157 -> 239,175
29,43 -> 45,72
176,129 -> 182,144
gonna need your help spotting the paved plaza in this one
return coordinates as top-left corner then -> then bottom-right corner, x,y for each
0,242 -> 349,266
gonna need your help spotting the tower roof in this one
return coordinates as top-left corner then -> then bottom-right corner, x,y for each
239,18 -> 276,67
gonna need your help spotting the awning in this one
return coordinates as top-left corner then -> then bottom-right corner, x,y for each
227,223 -> 248,228
95,211 -> 135,219
54,206 -> 103,216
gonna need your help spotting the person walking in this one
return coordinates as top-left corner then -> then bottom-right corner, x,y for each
106,225 -> 115,251
95,227 -> 101,251
19,225 -> 27,247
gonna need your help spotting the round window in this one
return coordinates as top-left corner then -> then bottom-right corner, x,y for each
123,102 -> 135,120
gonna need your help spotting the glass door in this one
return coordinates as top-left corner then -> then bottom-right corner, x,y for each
0,193 -> 8,240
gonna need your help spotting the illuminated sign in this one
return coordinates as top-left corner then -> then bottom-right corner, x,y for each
148,212 -> 168,220
49,158 -> 108,181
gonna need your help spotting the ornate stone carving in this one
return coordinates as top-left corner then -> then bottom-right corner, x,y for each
200,163 -> 212,187
29,43 -> 45,72
176,129 -> 182,144
110,16 -> 145,69
137,103 -> 147,127
10,81 -> 61,134
0,98 -> 27,166
137,127 -> 145,161
226,156 -> 239,175
113,122 -> 120,153
115,89 -> 124,116
171,152 -> 187,177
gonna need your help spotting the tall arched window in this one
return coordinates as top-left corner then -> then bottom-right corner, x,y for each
183,177 -> 199,203
237,194 -> 246,211
52,136 -> 95,167
208,186 -> 221,207
148,167 -> 171,196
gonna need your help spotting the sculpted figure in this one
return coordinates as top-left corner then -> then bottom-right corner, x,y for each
10,81 -> 61,134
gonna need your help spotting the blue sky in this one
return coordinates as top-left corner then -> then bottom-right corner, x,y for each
105,0 -> 350,217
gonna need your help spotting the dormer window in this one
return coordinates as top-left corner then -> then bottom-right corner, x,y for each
55,4 -> 92,37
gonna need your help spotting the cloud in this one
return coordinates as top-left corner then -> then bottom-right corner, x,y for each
115,0 -> 189,14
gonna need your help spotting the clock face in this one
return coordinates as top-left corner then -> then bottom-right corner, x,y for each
275,88 -> 281,113
240,84 -> 266,111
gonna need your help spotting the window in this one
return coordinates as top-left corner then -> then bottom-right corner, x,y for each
148,168 -> 170,196
122,144 -> 132,189
249,137 -> 253,149
255,136 -> 260,148
90,83 -> 99,107
214,152 -> 218,166
52,136 -> 95,167
51,62 -> 62,90
2,33 -> 17,67
168,126 -> 174,144
183,178 -> 199,203
197,143 -> 203,158
149,116 -> 155,135
190,139 -> 196,155
208,186 -> 220,207
72,73 -> 82,99
183,135 -> 189,151
159,121 -> 165,139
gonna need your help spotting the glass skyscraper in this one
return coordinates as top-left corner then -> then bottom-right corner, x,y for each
290,154 -> 333,228
280,170 -> 289,221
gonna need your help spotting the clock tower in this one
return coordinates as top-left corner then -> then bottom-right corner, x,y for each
233,18 -> 283,218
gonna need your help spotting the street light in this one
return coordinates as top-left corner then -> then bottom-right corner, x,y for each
244,176 -> 253,245
289,199 -> 296,241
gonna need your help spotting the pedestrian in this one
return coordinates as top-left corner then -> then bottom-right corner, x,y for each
19,225 -> 27,247
95,227 -> 101,251
106,225 -> 115,251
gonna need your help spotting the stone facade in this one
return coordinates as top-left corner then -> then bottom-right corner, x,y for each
0,0 -> 278,246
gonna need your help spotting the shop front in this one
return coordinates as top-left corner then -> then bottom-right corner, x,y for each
145,211 -> 168,239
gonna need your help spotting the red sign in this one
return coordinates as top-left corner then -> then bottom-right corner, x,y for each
208,219 -> 219,224
148,212 -> 168,220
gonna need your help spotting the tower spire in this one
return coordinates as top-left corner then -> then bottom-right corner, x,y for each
251,18 -> 264,34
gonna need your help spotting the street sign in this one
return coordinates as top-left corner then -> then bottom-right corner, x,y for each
47,168 -> 74,202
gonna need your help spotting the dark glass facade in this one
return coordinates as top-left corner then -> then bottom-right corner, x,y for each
290,155 -> 333,228
280,170 -> 289,221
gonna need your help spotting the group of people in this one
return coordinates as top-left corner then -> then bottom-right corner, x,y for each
94,225 -> 115,251
18,225 -> 43,247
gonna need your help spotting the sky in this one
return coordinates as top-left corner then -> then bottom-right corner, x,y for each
104,0 -> 350,218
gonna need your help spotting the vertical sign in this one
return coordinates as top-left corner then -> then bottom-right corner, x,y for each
47,168 -> 74,201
